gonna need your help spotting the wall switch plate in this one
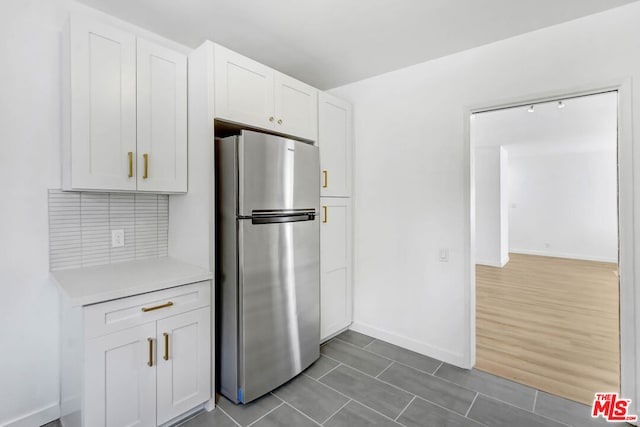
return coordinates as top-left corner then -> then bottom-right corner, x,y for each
439,248 -> 449,262
111,229 -> 125,248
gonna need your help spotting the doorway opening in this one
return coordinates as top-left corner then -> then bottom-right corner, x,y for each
471,91 -> 619,405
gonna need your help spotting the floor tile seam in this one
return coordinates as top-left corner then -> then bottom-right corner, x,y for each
215,405 -> 243,427
282,401 -> 324,426
319,398 -> 352,425
433,361 -> 444,375
470,393 -> 574,427
328,338 -> 440,376
375,360 -> 395,378
465,392 -> 479,417
394,395 -> 416,421
362,338 -> 377,350
245,401 -> 285,427
306,370 -> 410,426
272,379 -> 348,424
315,362 -> 344,381
533,390 -> 538,412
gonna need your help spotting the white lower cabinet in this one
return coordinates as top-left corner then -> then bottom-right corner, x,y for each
60,282 -> 211,427
156,308 -> 210,424
320,198 -> 352,340
85,323 -> 157,427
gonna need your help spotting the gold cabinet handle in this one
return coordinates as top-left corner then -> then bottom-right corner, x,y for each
269,116 -> 275,122
128,152 -> 133,178
322,170 -> 328,188
143,153 -> 149,179
277,119 -> 283,125
322,206 -> 328,223
141,301 -> 173,312
147,338 -> 153,367
163,332 -> 169,361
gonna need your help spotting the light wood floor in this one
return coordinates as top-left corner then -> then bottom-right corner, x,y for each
476,253 -> 620,405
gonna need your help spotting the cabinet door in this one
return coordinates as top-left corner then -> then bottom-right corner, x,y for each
156,307 -> 211,425
274,72 -> 318,141
69,17 -> 137,191
319,93 -> 352,197
136,39 -> 188,192
320,198 -> 352,340
85,322 -> 157,427
214,44 -> 275,130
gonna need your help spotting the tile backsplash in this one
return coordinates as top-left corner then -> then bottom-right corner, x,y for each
48,190 -> 169,271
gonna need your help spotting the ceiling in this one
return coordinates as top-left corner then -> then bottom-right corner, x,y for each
75,0 -> 637,90
472,91 -> 617,157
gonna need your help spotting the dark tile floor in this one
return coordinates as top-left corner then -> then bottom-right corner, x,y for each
177,330 -> 628,427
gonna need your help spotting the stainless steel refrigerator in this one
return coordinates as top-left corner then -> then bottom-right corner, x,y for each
215,130 -> 320,404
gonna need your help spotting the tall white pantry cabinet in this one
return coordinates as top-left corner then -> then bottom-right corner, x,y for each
319,93 -> 354,341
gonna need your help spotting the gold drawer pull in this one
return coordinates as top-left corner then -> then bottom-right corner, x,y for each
322,206 -> 328,223
163,332 -> 169,361
128,152 -> 133,178
141,301 -> 173,312
322,170 -> 328,188
147,338 -> 153,367
143,153 -> 149,179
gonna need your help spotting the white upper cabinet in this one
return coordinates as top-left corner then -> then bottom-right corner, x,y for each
213,44 -> 318,141
274,73 -> 318,141
64,15 -> 188,193
136,39 -> 188,192
319,93 -> 352,197
68,18 -> 137,191
214,44 -> 275,130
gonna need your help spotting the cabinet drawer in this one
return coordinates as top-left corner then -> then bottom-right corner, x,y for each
84,281 -> 210,339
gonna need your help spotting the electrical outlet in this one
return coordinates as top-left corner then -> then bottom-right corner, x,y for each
111,229 -> 125,248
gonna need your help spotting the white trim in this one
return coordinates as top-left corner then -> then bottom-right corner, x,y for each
476,255 -> 510,268
349,321 -> 467,367
1,402 -> 59,427
509,249 -> 617,264
464,79 -> 636,421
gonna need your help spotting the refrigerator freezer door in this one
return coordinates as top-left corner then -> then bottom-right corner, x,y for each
238,217 -> 320,403
238,131 -> 319,216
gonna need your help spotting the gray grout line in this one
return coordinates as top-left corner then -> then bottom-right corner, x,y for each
533,390 -> 538,412
362,339 -> 376,350
303,371 -> 409,427
215,405 -> 242,427
394,395 -> 416,421
316,362 -> 343,381
465,392 -> 479,417
246,402 -> 284,427
433,361 -> 444,375
320,398 -> 351,425
375,360 -> 395,378
330,337 -> 441,377
283,402 -> 323,426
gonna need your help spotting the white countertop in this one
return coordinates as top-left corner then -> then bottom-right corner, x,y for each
52,257 -> 212,306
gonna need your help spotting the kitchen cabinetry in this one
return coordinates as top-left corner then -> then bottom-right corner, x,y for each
213,44 -> 318,141
60,281 -> 211,427
319,93 -> 353,197
320,198 -> 353,340
63,15 -> 187,193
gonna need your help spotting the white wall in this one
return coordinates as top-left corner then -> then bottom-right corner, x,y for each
0,2 -> 191,425
329,0 -> 640,387
508,149 -> 618,262
474,146 -> 509,267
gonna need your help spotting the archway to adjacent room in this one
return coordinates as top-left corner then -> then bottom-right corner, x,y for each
470,91 -> 620,405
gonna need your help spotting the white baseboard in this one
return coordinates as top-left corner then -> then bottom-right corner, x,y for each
2,402 -> 59,427
476,255 -> 509,268
349,321 -> 467,368
510,248 -> 617,263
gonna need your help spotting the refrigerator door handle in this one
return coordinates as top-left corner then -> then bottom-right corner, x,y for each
250,213 -> 316,225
